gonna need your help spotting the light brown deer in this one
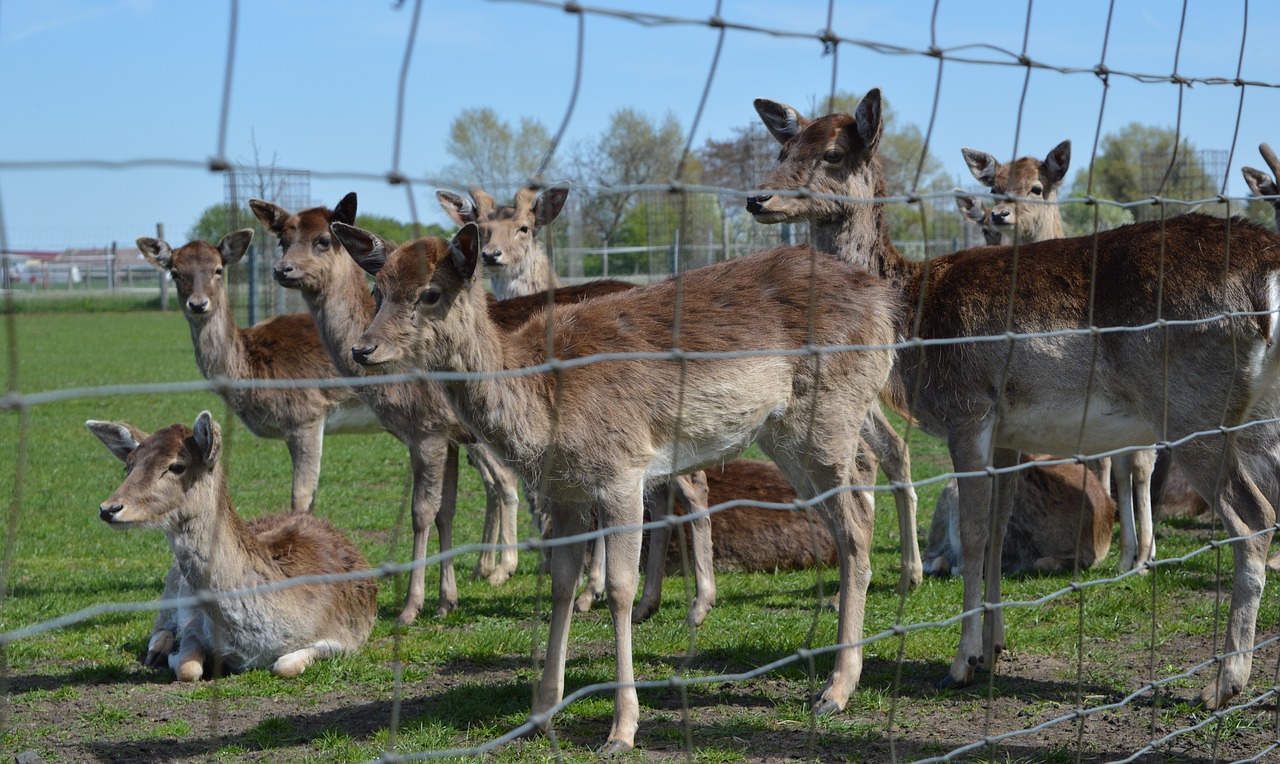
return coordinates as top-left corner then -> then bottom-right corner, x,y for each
748,89 -> 1280,708
960,144 -> 1159,573
334,222 -> 897,754
87,411 -> 376,681
137,230 -> 382,514
250,194 -> 523,623
954,193 -> 1008,246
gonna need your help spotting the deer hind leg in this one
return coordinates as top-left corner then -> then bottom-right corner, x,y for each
1114,449 -> 1157,572
1114,452 -> 1140,571
284,418 -> 326,513
468,444 -> 522,585
633,483 -> 672,624
922,479 -> 960,577
861,406 -> 922,593
400,436 -> 456,624
675,470 -> 715,627
978,448 -> 1018,671
576,532 -> 607,613
531,504 -> 591,734
272,640 -> 344,678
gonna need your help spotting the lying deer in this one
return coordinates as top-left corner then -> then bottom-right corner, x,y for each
961,142 -> 1158,573
334,221 -> 897,753
87,411 -> 376,681
250,194 -> 523,622
137,230 -> 381,514
749,89 -> 1279,708
439,183 -> 924,604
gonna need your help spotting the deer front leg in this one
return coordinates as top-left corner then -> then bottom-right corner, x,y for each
531,505 -> 591,735
575,534 -> 606,613
861,407 -> 922,593
633,484 -> 672,625
283,418 -> 326,513
945,431 -> 997,687
146,562 -> 184,668
467,444 -> 521,585
979,448 -> 1018,671
599,491 -> 645,755
400,437 -> 456,624
272,640 -> 343,678
677,471 -> 716,627
1132,449 -> 1156,568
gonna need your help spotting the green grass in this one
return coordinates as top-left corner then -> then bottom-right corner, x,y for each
0,310 -> 1277,763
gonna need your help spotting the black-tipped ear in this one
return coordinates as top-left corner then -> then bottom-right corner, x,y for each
331,222 -> 388,275
534,187 -> 570,228
962,147 -> 1000,188
332,193 -> 358,226
248,199 -> 290,233
87,420 -> 147,463
136,237 -> 174,271
449,223 -> 480,281
853,89 -> 883,152
1044,140 -> 1071,186
436,190 -> 477,226
192,411 -> 222,467
218,229 -> 254,266
754,98 -> 808,144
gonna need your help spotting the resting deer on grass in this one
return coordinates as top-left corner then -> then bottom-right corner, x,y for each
332,221 -> 897,754
137,230 -> 382,514
87,411 -> 376,681
250,194 -> 523,623
748,89 -> 1280,708
439,185 -> 924,599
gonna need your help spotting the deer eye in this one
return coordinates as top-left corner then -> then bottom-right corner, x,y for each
519,225 -> 530,235
419,288 -> 442,307
168,463 -> 187,475
316,235 -> 331,250
823,149 -> 844,163
214,267 -> 224,277
1030,185 -> 1043,196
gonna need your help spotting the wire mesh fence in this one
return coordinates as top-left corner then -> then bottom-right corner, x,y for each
1,1 -> 1279,763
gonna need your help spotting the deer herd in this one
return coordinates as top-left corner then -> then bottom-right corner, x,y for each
81,89 -> 1280,754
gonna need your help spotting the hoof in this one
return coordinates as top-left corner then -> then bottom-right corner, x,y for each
631,606 -> 656,625
598,739 -> 634,756
810,694 -> 844,716
574,593 -> 598,613
486,568 -> 512,587
936,672 -> 972,690
897,569 -> 924,595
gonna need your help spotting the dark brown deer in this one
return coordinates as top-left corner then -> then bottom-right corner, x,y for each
749,89 -> 1279,708
137,230 -> 382,514
87,411 -> 376,681
335,222 -> 897,753
250,194 -> 523,623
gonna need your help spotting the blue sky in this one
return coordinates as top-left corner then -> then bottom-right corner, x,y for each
1,0 -> 1277,251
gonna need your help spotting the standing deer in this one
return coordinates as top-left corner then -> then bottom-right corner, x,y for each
961,143 -> 1159,573
87,411 -> 376,681
137,230 -> 382,514
250,194 -> 523,623
334,222 -> 897,753
748,89 -> 1279,708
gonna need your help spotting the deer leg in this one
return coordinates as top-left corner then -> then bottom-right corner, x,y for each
575,533 -> 607,613
1132,448 -> 1157,568
1114,452 -> 1139,571
861,407 -> 922,593
272,639 -> 344,678
283,418 -> 325,513
979,448 -> 1018,671
399,436 -> 455,624
922,479 -> 959,577
468,444 -> 521,585
146,562 -> 183,668
467,446 -> 502,582
946,428 -> 997,687
531,504 -> 591,735
599,489 -> 645,755
633,484 -> 671,625
676,471 -> 716,627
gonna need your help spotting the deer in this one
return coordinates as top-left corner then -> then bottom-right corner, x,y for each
87,411 -> 377,681
438,184 -> 924,605
332,221 -> 897,754
137,230 -> 382,515
748,89 -> 1280,709
249,194 -> 524,624
961,142 -> 1159,573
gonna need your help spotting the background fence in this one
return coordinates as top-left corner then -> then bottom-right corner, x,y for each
2,1 -> 1279,763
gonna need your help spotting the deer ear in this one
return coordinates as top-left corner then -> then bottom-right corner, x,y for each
954,192 -> 987,224
1044,140 -> 1071,186
962,147 -> 1000,188
249,199 -> 290,233
332,192 -> 358,226
87,420 -> 147,463
449,223 -> 480,281
192,411 -> 222,467
534,187 -> 569,228
436,190 -> 477,226
218,229 -> 254,266
136,238 -> 173,271
754,98 -> 807,144
1242,167 -> 1278,199
853,89 -> 883,152
331,222 -> 388,275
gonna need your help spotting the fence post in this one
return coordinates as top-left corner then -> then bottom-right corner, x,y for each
107,242 -> 116,291
157,223 -> 169,311
247,243 -> 259,326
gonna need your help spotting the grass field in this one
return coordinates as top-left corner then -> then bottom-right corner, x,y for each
0,308 -> 1277,763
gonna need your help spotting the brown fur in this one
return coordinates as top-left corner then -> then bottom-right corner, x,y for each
337,221 -> 897,752
136,231 -> 380,514
88,413 -> 376,681
750,90 -> 1280,707
961,141 -> 1071,243
251,194 -> 523,623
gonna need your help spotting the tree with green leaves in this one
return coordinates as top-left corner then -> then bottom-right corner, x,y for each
354,214 -> 450,245
439,107 -> 556,197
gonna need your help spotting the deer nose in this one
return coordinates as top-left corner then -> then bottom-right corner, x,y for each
273,264 -> 297,282
745,195 -> 772,214
990,209 -> 1010,224
352,343 -> 377,365
99,503 -> 123,522
187,298 -> 209,314
481,249 -> 502,266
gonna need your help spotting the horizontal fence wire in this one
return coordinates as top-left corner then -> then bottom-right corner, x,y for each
2,0 -> 1280,762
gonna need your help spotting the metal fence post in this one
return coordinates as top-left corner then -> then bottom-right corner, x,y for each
157,223 -> 169,311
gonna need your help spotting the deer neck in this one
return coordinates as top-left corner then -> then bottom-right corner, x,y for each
811,202 -> 920,298
164,474 -> 262,594
188,297 -> 249,381
299,255 -> 378,379
492,245 -> 560,301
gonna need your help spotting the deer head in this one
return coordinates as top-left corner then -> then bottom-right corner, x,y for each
960,140 -> 1071,243
137,230 -> 254,319
436,185 -> 568,296
87,411 -> 223,530
250,193 -> 359,293
954,192 -> 1008,246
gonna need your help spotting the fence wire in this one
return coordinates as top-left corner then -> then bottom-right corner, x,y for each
2,1 -> 1280,762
